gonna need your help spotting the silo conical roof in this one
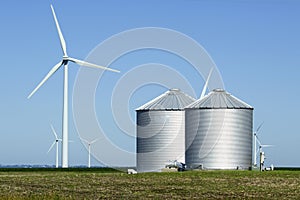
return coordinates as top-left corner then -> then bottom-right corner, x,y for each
136,89 -> 196,111
186,88 -> 253,109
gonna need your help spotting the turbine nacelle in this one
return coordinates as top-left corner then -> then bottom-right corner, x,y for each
62,60 -> 68,66
62,56 -> 69,61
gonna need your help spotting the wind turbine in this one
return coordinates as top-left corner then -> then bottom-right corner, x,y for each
80,137 -> 100,168
28,5 -> 120,168
253,122 -> 264,167
47,124 -> 62,168
199,68 -> 213,100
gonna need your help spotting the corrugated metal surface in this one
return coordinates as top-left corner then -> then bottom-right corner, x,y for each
188,88 -> 253,109
137,89 -> 196,111
185,89 -> 253,170
137,111 -> 185,172
136,89 -> 195,172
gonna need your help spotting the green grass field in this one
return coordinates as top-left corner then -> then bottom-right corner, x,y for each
0,169 -> 299,199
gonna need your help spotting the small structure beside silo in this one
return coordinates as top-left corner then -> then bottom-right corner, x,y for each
136,89 -> 196,172
185,89 -> 253,170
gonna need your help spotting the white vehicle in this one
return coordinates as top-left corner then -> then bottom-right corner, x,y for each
165,160 -> 186,171
127,169 -> 137,174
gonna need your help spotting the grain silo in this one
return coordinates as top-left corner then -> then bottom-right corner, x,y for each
185,89 -> 253,170
136,89 -> 196,172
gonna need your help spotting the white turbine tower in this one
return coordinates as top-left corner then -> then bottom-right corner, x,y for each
80,137 -> 100,168
28,5 -> 119,168
47,124 -> 62,168
253,122 -> 264,167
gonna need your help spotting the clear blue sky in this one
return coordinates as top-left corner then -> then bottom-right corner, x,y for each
0,0 -> 299,167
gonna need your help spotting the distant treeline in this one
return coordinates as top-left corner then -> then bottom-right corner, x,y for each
0,167 -> 121,173
274,167 -> 300,171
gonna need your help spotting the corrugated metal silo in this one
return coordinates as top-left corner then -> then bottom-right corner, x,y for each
136,89 -> 196,172
185,89 -> 253,170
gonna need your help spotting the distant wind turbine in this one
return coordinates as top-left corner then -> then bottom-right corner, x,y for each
257,139 -> 274,171
28,5 -> 120,168
47,124 -> 62,168
80,137 -> 100,168
253,122 -> 264,167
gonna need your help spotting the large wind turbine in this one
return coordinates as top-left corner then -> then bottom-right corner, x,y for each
47,124 -> 62,168
80,137 -> 100,168
28,5 -> 120,168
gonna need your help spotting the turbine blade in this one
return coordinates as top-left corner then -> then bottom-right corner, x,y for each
256,122 -> 264,133
261,145 -> 274,148
256,136 -> 262,146
47,141 -> 56,154
200,68 -> 213,100
50,5 -> 67,56
50,124 -> 59,140
79,137 -> 89,144
256,148 -> 260,156
27,62 -> 62,99
91,138 -> 100,144
68,57 -> 120,73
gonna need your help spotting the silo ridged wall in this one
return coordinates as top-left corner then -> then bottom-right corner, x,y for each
137,110 -> 185,172
185,108 -> 253,170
